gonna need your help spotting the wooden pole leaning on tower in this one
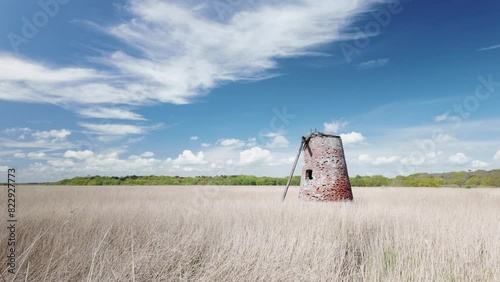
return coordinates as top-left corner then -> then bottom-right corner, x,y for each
281,137 -> 306,202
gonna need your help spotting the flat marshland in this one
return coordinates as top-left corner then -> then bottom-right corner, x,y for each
1,186 -> 499,281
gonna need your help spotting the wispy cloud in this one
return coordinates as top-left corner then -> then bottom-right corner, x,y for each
141,151 -> 154,158
63,150 -> 94,160
27,152 -> 46,159
78,122 -> 155,135
357,154 -> 401,165
356,58 -> 389,69
0,54 -> 147,105
0,54 -> 102,82
78,108 -> 146,120
218,138 -> 245,148
0,0 -> 379,109
434,112 -> 461,123
477,44 -> 500,51
32,129 -> 71,142
0,128 -> 73,151
324,120 -> 348,134
13,152 -> 26,158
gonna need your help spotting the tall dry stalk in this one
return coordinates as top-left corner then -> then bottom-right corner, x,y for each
0,186 -> 498,281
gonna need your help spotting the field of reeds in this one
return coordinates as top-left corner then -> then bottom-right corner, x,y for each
1,185 -> 499,281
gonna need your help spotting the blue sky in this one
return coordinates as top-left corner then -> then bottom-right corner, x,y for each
1,0 -> 500,182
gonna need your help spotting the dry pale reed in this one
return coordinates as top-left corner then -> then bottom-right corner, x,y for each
0,186 -> 499,281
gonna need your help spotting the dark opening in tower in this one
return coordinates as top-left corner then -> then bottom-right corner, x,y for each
306,169 -> 313,180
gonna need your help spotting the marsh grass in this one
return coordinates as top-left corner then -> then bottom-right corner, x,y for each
1,186 -> 499,281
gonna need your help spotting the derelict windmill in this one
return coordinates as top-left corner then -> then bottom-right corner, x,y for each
282,131 -> 353,202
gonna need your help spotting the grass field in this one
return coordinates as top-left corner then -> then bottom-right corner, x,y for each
1,186 -> 499,281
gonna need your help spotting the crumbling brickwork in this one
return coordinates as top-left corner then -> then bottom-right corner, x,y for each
299,133 -> 353,201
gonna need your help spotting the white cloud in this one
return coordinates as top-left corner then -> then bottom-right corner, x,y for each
471,160 -> 489,168
172,150 -> 206,165
28,152 -> 46,159
32,129 -> 71,142
239,147 -> 272,165
11,115 -> 500,182
0,138 -> 72,151
0,128 -> 73,152
79,122 -> 146,135
3,127 -> 32,140
141,151 -> 155,158
434,113 -> 461,123
448,153 -> 469,165
435,113 -> 449,122
13,152 -> 26,158
64,150 -> 94,160
372,156 -> 400,165
246,137 -> 257,147
190,136 -> 199,141
356,58 -> 389,69
14,145 -> 261,182
0,1 -> 379,108
0,55 -> 147,105
47,159 -> 75,168
266,135 -> 289,149
218,138 -> 245,147
357,154 -> 400,165
434,133 -> 457,143
3,128 -> 24,134
494,151 -> 500,161
340,132 -> 365,144
478,44 -> 500,51
201,143 -> 211,148
399,149 -> 444,167
358,154 -> 371,162
78,108 -> 146,121
0,55 -> 102,83
425,151 -> 443,164
323,120 -> 348,134
126,137 -> 145,144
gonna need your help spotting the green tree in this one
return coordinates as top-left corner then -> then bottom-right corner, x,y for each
465,176 -> 481,188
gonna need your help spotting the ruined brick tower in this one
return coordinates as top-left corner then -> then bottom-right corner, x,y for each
299,132 -> 353,201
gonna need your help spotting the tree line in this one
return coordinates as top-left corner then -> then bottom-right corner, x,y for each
57,175 -> 302,186
56,169 -> 500,188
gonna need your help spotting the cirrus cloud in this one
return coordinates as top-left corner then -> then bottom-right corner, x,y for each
78,122 -> 158,135
356,58 -> 389,69
27,152 -> 46,159
77,108 -> 146,121
0,0 -> 380,108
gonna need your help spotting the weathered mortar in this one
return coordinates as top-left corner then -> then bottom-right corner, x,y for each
299,133 -> 353,201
